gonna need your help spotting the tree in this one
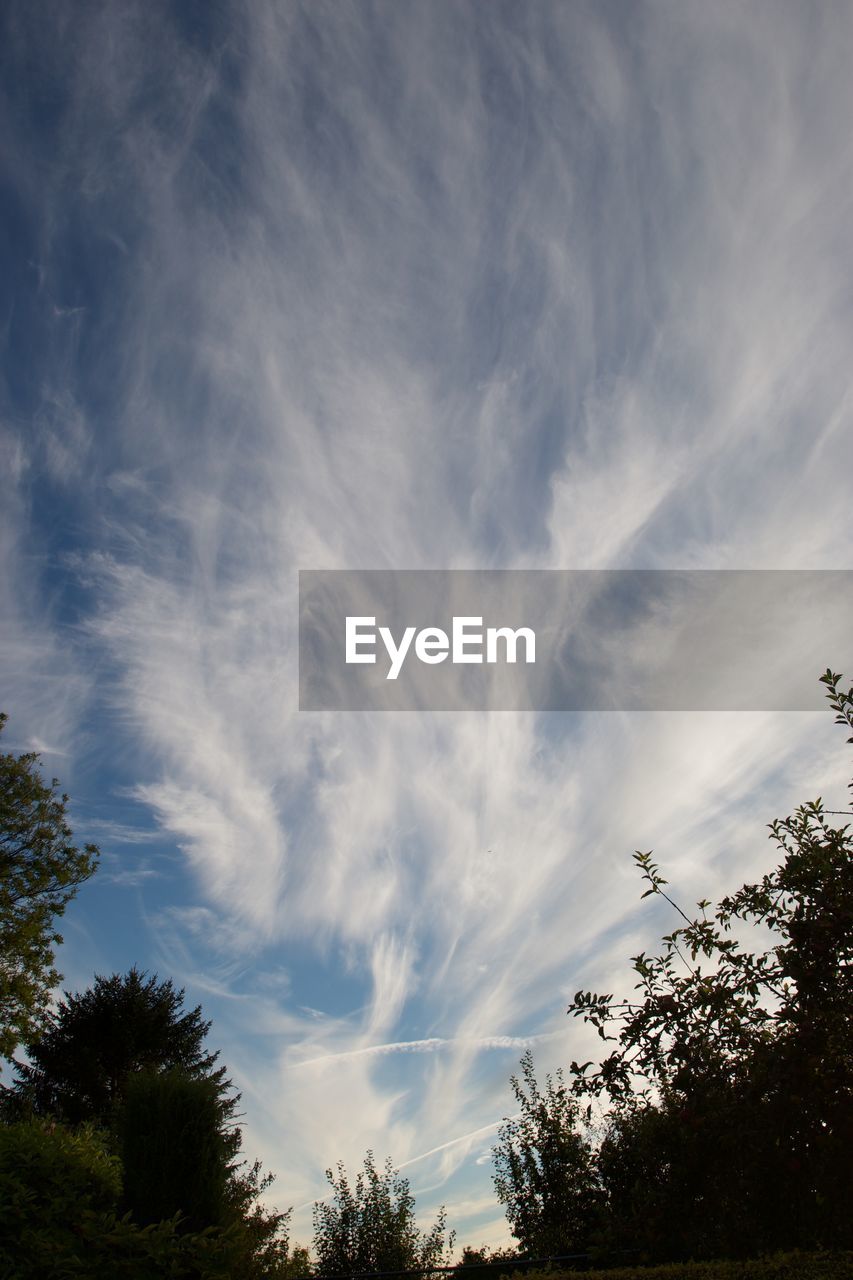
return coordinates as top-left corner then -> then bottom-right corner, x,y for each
567,669 -> 853,1258
11,967 -> 230,1124
313,1151 -> 455,1276
0,714 -> 98,1060
119,1067 -> 296,1278
282,1243 -> 313,1278
454,1244 -> 521,1275
492,1051 -> 601,1260
11,968 -> 297,1276
220,1150 -> 298,1280
119,1068 -> 238,1234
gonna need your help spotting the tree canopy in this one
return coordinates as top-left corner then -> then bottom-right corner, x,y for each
7,968 -> 300,1277
12,966 -> 230,1125
119,1067 -> 239,1234
492,1051 -> 600,1259
0,714 -> 99,1060
0,1115 -> 251,1278
486,671 -> 853,1264
563,669 -> 853,1258
313,1151 -> 455,1276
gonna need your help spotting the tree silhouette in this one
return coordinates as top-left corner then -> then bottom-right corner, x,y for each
492,1051 -> 600,1259
313,1152 -> 454,1276
12,967 -> 231,1126
567,670 -> 853,1257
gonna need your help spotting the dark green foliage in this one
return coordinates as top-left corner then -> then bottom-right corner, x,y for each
594,1100 -> 769,1262
313,1151 -> 455,1276
455,1245 -> 523,1275
12,967 -> 230,1125
492,1052 -> 601,1259
8,970 -> 296,1276
281,1243 -> 314,1277
566,670 -> 853,1260
119,1069 -> 238,1234
218,1154 -> 297,1280
0,714 -> 99,1060
539,1255 -> 853,1280
0,1116 -> 122,1223
0,1117 -> 237,1278
456,1250 -> 853,1280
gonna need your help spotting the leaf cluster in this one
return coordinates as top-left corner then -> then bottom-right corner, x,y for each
492,1051 -> 600,1259
0,715 -> 99,1060
562,670 -> 853,1257
0,1116 -> 239,1278
313,1151 -> 454,1277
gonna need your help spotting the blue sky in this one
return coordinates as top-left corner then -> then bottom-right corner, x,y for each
2,0 -> 853,1252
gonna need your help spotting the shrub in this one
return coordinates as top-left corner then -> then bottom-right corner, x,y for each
539,1253 -> 853,1280
0,1117 -> 237,1278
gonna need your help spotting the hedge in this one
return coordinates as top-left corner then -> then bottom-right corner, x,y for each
534,1253 -> 853,1280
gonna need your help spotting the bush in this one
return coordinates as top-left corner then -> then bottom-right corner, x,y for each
0,1117 -> 121,1228
0,1117 -> 237,1278
535,1252 -> 853,1280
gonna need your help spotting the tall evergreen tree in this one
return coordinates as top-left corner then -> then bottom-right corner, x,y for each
119,1068 -> 238,1234
11,968 -> 297,1275
12,967 -> 231,1125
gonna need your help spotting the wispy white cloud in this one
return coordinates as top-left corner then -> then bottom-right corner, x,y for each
0,429 -> 91,758
98,863 -> 162,889
3,0 -> 853,1252
80,819 -> 162,846
292,1032 -> 556,1070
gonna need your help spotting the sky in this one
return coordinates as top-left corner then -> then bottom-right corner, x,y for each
2,0 -> 853,1254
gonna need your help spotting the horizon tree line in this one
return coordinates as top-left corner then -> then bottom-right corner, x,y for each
1,670 -> 851,1274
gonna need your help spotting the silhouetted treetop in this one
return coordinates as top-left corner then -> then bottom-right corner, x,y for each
13,966 -> 231,1125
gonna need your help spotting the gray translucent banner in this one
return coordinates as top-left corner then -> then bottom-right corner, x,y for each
298,570 -> 852,711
